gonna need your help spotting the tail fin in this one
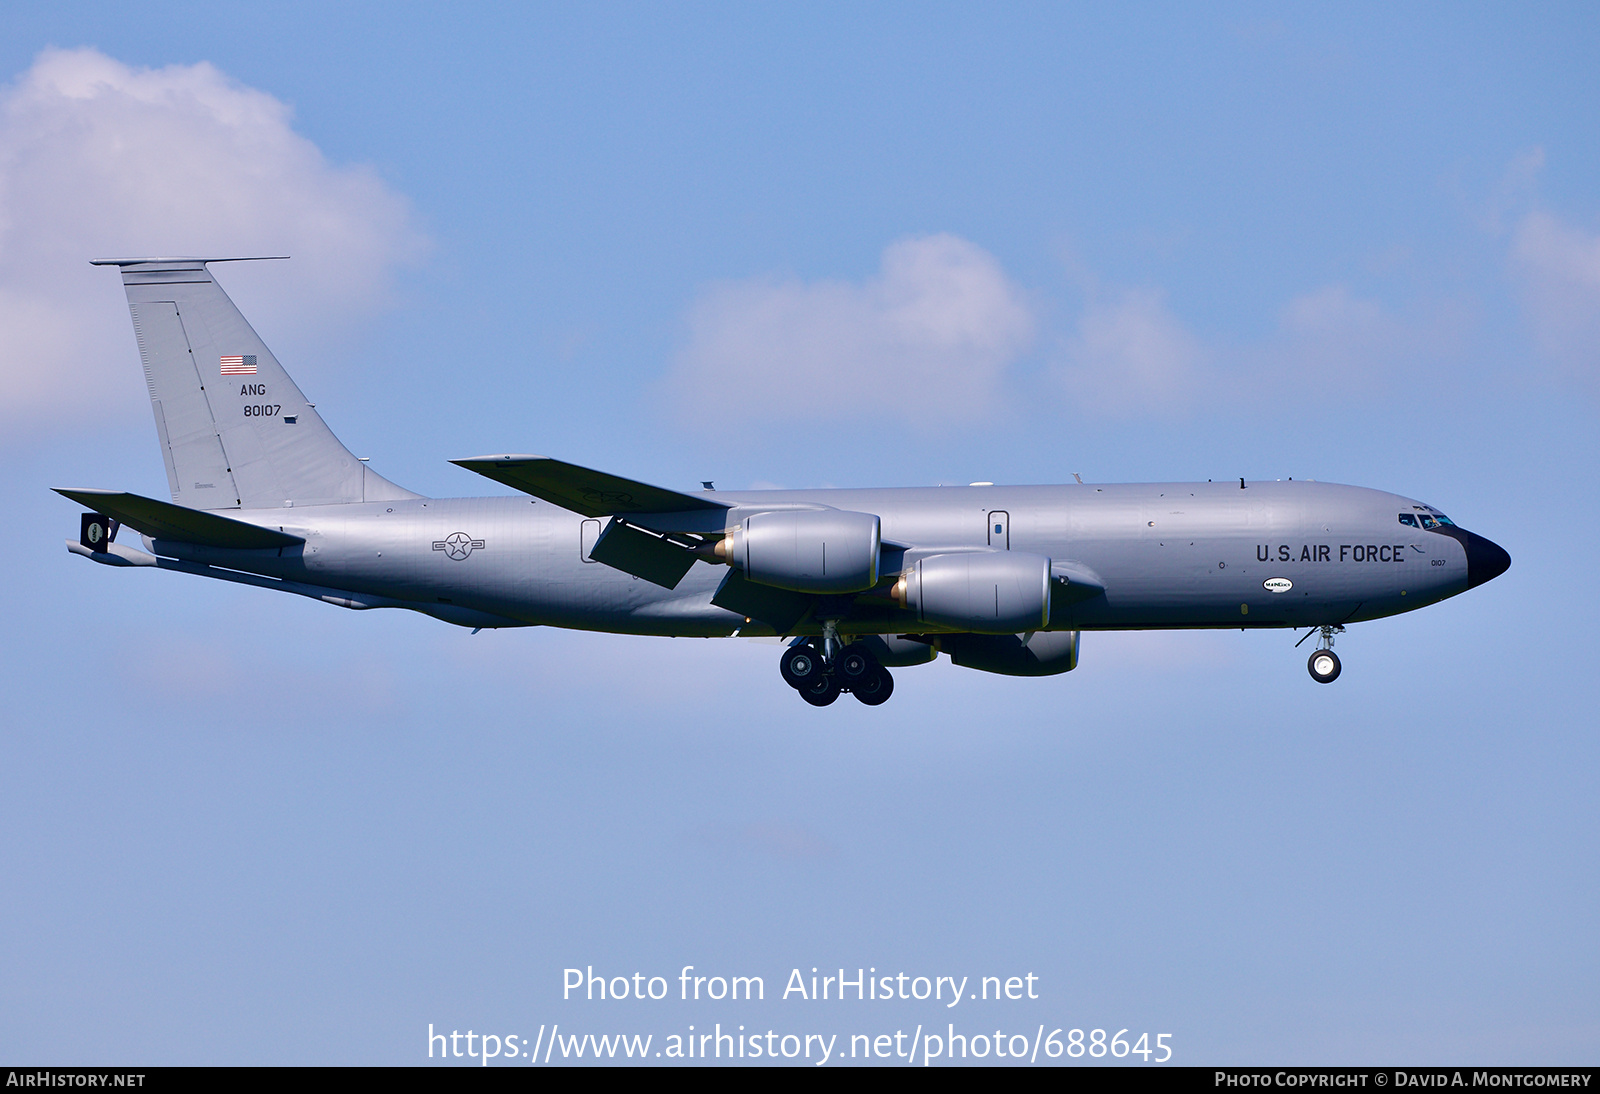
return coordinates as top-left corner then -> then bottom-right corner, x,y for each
93,257 -> 419,510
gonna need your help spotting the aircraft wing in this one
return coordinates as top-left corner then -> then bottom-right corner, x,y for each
450,454 -> 727,517
53,489 -> 304,549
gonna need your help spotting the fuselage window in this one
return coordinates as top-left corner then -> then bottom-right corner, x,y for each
1398,513 -> 1418,527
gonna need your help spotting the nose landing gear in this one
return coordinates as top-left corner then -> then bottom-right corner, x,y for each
779,634 -> 895,706
1308,647 -> 1341,683
1302,624 -> 1344,683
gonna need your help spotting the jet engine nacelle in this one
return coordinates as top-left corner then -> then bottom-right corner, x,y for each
940,630 -> 1080,676
725,508 -> 881,594
895,550 -> 1051,633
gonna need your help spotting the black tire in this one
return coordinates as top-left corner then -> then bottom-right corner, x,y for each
1308,648 -> 1342,684
780,644 -> 825,689
835,644 -> 878,683
799,675 -> 841,706
851,665 -> 895,706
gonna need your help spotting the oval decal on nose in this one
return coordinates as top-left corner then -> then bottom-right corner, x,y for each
1263,577 -> 1293,593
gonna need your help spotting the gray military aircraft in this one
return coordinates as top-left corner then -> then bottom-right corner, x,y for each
60,258 -> 1510,706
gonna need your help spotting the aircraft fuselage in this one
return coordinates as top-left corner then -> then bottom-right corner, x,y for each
143,478 -> 1490,637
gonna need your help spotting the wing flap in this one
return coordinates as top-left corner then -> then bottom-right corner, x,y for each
451,454 -> 727,517
588,518 -> 700,589
54,489 -> 304,549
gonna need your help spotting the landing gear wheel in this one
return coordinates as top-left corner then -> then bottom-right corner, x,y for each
1308,648 -> 1341,684
780,644 -> 825,689
851,665 -> 894,706
799,674 -> 841,706
835,645 -> 878,684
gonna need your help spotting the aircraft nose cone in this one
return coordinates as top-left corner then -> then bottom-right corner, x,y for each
1465,530 -> 1511,588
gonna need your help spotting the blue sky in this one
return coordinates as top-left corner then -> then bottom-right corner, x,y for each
1,3 -> 1595,1065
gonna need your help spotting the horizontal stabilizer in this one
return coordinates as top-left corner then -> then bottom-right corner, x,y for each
54,489 -> 303,550
451,455 -> 727,517
589,519 -> 700,589
90,255 -> 289,266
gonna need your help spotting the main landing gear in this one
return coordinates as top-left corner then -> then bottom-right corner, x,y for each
1302,624 -> 1344,684
779,632 -> 895,707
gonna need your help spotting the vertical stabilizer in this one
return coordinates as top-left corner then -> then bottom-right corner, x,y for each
94,258 -> 419,510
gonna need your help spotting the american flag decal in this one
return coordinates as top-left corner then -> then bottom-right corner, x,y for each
220,355 -> 258,375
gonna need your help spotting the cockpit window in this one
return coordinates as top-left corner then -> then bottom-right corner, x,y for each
1398,513 -> 1418,527
1419,515 -> 1440,530
1435,514 -> 1455,526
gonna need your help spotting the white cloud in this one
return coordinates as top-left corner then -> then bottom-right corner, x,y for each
1510,210 -> 1600,384
1280,284 -> 1388,341
1250,284 -> 1472,403
671,232 -> 1473,431
667,233 -> 1034,428
1052,278 -> 1471,415
1272,284 -> 1409,378
1054,286 -> 1207,414
0,48 -> 425,428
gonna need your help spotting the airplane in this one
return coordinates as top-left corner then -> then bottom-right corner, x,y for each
59,257 -> 1511,707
